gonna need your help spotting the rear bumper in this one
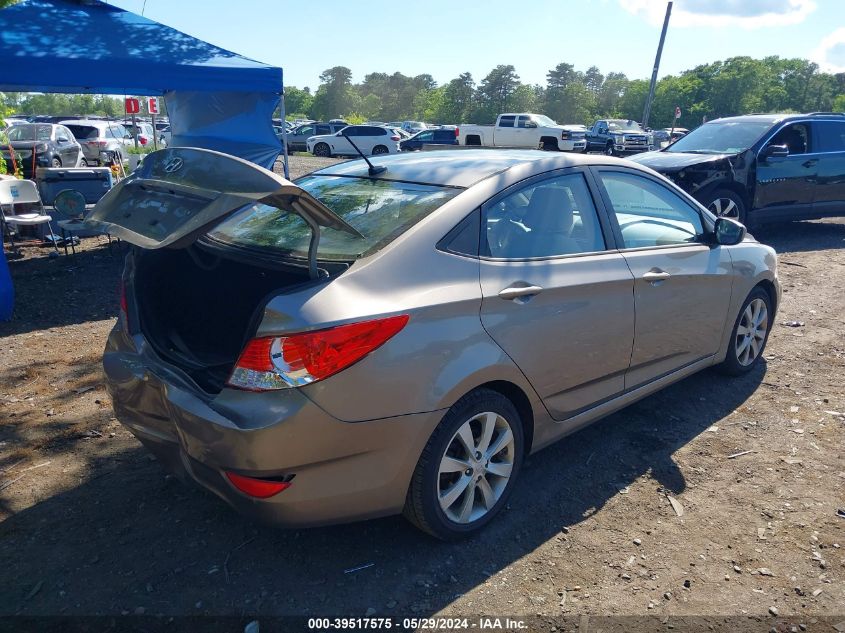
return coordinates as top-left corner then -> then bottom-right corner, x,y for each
103,326 -> 443,527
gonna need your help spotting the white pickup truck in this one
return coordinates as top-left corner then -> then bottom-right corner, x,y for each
456,113 -> 587,152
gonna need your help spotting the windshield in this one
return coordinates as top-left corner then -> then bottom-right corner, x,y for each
607,120 -> 641,132
667,119 -> 774,154
533,114 -> 558,126
65,125 -> 99,140
205,175 -> 462,261
7,124 -> 51,142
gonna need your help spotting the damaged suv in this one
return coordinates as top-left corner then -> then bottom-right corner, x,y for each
630,113 -> 845,227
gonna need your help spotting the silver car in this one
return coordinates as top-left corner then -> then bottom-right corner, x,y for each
60,119 -> 133,165
88,148 -> 779,539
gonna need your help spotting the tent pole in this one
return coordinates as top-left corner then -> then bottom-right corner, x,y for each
279,88 -> 290,180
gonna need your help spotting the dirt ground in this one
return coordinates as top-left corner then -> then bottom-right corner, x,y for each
0,154 -> 843,626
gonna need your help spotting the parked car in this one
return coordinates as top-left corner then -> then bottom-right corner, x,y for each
585,119 -> 654,155
387,126 -> 411,140
457,113 -> 587,152
2,123 -> 83,174
124,122 -> 164,148
88,147 -> 779,539
307,125 -> 401,157
652,127 -> 689,148
402,121 -> 428,134
60,119 -> 132,165
630,113 -> 845,227
400,127 -> 459,151
285,121 -> 348,152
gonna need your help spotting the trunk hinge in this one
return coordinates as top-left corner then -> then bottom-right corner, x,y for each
293,200 -> 321,280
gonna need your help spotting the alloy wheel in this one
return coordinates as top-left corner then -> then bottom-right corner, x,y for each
437,411 -> 515,524
735,298 -> 768,366
709,197 -> 739,218
605,143 -> 615,156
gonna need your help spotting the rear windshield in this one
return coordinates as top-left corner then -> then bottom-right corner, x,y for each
206,175 -> 462,261
667,119 -> 774,154
7,124 -> 52,141
65,125 -> 99,140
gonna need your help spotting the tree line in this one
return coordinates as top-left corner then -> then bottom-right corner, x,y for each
285,56 -> 845,130
3,56 -> 844,132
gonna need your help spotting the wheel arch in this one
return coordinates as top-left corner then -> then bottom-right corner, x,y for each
463,380 -> 535,456
539,135 -> 559,151
697,181 -> 751,211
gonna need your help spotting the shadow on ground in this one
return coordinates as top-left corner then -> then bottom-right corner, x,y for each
0,241 -> 124,336
752,218 -> 845,254
0,365 -> 763,617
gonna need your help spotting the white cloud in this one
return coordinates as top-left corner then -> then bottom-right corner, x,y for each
811,27 -> 845,72
619,0 -> 817,29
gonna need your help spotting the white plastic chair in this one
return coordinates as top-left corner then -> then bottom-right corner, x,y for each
0,178 -> 59,254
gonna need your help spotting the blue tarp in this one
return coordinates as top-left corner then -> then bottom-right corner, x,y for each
0,0 -> 284,168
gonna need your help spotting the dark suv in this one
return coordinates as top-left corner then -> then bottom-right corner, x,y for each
631,112 -> 845,225
400,127 -> 458,151
630,113 -> 845,227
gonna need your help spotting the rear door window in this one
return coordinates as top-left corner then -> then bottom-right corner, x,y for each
498,116 -> 515,128
315,124 -> 331,135
815,121 -> 845,152
484,172 -> 606,258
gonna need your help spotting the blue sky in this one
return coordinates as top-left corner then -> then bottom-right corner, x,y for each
108,0 -> 845,89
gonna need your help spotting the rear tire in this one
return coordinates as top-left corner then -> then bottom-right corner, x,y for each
372,145 -> 388,155
706,188 -> 748,226
313,142 -> 331,157
717,287 -> 772,376
404,389 -> 524,540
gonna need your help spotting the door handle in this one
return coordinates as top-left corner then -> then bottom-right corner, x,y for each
802,159 -> 818,168
498,285 -> 544,300
642,270 -> 671,284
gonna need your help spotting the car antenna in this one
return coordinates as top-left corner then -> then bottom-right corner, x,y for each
341,130 -> 387,176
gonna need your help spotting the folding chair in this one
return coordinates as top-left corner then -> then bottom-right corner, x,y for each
0,179 -> 60,255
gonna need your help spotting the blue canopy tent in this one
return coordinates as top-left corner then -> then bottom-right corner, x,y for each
0,0 -> 286,171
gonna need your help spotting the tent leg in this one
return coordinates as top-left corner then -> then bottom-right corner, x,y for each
279,88 -> 290,180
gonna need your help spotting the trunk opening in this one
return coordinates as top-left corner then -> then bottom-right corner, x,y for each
133,245 -> 315,394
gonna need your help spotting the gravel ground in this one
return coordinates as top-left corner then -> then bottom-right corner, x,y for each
0,155 -> 842,624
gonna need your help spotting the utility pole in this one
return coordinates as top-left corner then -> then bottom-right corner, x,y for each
642,1 -> 672,129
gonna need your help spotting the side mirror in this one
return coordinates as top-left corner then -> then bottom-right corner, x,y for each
714,217 -> 746,246
762,144 -> 789,160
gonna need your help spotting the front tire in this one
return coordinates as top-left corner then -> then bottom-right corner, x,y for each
313,142 -> 331,157
717,287 -> 772,376
605,142 -> 615,156
51,157 -> 62,168
404,389 -> 524,540
706,189 -> 747,225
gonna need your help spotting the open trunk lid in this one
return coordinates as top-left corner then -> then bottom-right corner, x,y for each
84,147 -> 362,251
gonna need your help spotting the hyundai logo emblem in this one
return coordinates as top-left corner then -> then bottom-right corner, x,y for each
163,157 -> 184,173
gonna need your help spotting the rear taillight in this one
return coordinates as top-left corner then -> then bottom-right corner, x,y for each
391,135 -> 400,141
226,315 -> 409,391
139,137 -> 148,146
454,127 -> 459,137
225,471 -> 291,498
97,141 -> 108,147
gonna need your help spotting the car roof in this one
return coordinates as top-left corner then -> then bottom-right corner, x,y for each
59,119 -> 116,128
311,149 -> 636,188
